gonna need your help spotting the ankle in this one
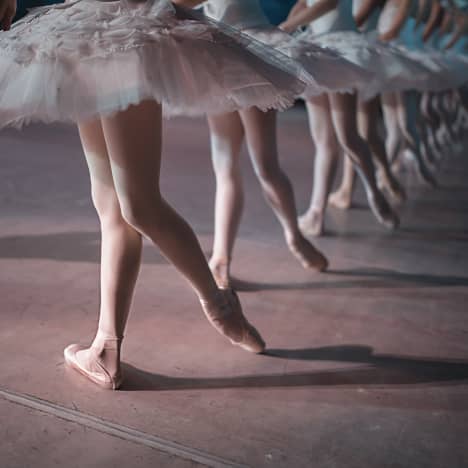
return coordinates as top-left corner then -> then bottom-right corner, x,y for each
285,229 -> 302,246
209,256 -> 230,267
92,329 -> 123,351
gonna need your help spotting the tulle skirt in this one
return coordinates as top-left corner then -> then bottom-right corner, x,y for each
391,43 -> 468,92
0,0 -> 308,127
240,26 -> 374,96
295,30 -> 433,99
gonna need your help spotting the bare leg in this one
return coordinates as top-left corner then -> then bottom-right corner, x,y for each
418,92 -> 439,169
397,92 -> 437,187
300,94 -> 340,236
208,112 -> 245,289
381,92 -> 403,166
65,119 -> 144,388
100,101 -> 219,301
64,101 -> 265,390
239,107 -> 327,270
328,92 -> 399,230
357,96 -> 406,204
328,156 -> 355,209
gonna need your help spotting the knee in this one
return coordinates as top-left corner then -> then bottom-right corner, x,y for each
91,184 -> 124,227
313,128 -> 339,154
212,155 -> 239,179
336,128 -> 362,156
211,144 -> 241,177
251,159 -> 281,185
119,193 -> 164,234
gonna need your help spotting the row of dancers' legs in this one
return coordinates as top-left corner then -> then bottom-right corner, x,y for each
328,96 -> 406,213
63,85 -> 468,389
310,88 -> 464,229
299,92 -> 399,237
323,86 -> 468,224
208,107 -> 327,289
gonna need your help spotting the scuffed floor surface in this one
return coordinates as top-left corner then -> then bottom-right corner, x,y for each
1,109 -> 467,468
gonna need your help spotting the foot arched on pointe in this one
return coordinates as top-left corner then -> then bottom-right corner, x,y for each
64,331 -> 123,390
377,170 -> 407,205
367,190 -> 400,231
287,234 -> 328,272
402,149 -> 438,188
200,289 -> 265,354
298,211 -> 325,237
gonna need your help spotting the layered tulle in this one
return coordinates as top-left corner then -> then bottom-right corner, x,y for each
295,29 -> 432,99
391,44 -> 468,92
241,26 -> 374,96
0,0 -> 308,127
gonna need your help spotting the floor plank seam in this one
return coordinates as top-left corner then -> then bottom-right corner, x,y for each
0,387 -> 249,468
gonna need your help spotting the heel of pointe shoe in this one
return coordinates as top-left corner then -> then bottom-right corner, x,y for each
200,289 -> 265,354
64,333 -> 123,390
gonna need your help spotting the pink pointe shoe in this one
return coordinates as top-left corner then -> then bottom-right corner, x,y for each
64,331 -> 123,390
200,289 -> 266,354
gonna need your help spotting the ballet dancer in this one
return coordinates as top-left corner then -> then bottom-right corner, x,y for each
326,0 -> 441,210
375,0 -> 467,183
280,0 -> 402,237
0,0 -> 316,388
174,0 -> 374,288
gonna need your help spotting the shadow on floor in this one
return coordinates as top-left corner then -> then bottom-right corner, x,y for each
322,227 -> 468,242
120,345 -> 468,392
231,267 -> 468,292
0,232 -> 167,264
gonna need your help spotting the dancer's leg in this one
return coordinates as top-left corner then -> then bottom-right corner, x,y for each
424,92 -> 445,161
64,119 -> 144,389
100,100 -> 264,353
239,107 -> 327,270
65,100 -> 265,385
80,120 -> 143,340
328,92 -> 399,229
398,91 -> 437,187
381,92 -> 404,166
418,91 -> 440,169
328,156 -> 355,209
357,96 -> 406,203
100,100 -> 219,301
207,112 -> 245,289
300,94 -> 340,236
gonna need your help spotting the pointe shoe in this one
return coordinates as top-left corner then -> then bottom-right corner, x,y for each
64,332 -> 123,390
287,236 -> 328,272
403,150 -> 437,188
377,171 -> 407,205
367,191 -> 400,230
200,289 -> 265,354
355,166 -> 400,230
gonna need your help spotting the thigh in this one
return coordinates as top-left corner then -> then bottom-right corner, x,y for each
78,118 -> 123,219
305,94 -> 337,144
357,96 -> 381,140
79,119 -> 114,190
239,107 -> 278,169
207,112 -> 244,152
328,92 -> 359,143
100,100 -> 163,202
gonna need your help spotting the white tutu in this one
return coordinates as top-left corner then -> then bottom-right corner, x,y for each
242,26 -> 374,96
0,0 -> 308,127
295,29 -> 432,99
395,46 -> 468,92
